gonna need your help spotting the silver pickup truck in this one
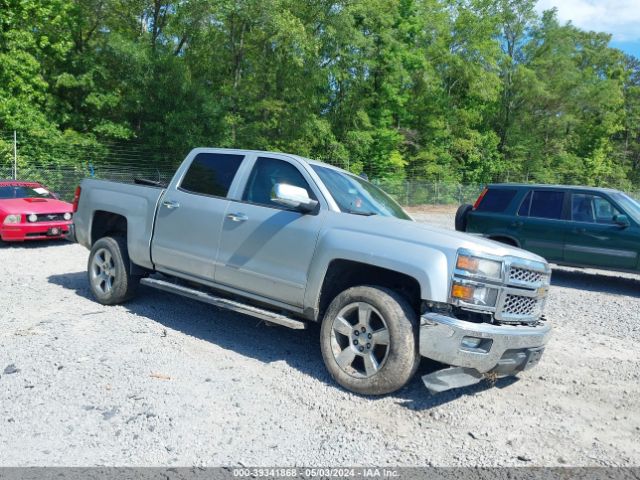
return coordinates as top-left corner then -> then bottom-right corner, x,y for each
73,148 -> 552,395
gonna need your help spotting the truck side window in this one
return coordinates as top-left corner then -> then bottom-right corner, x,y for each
180,153 -> 245,197
243,157 -> 315,208
529,191 -> 564,219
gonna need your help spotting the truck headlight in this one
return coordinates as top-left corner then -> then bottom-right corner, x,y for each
3,214 -> 21,224
451,282 -> 499,307
456,252 -> 502,280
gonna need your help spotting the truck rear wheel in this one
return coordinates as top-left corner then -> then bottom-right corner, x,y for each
320,286 -> 419,395
88,236 -> 139,305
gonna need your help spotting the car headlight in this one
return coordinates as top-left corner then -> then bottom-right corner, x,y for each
63,212 -> 72,220
28,213 -> 38,222
3,214 -> 21,224
451,281 -> 499,307
455,252 -> 503,280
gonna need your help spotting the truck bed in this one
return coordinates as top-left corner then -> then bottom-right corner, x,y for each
74,179 -> 165,270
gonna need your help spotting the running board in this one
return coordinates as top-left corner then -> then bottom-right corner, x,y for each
140,277 -> 308,329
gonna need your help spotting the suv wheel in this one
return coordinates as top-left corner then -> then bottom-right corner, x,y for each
88,236 -> 139,305
455,204 -> 473,231
320,286 -> 419,395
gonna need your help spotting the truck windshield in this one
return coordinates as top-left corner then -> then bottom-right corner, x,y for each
0,185 -> 53,199
311,165 -> 411,220
610,192 -> 640,224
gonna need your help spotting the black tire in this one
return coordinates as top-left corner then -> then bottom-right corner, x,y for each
87,236 -> 139,305
320,286 -> 419,395
455,204 -> 473,231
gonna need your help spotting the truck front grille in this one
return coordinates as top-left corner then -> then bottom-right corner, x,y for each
503,294 -> 539,316
495,292 -> 544,323
451,253 -> 550,324
496,261 -> 549,323
509,266 -> 544,285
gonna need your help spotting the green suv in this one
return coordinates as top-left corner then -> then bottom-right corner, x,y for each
456,184 -> 640,272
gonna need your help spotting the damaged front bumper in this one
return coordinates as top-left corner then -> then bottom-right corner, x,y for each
419,312 -> 551,393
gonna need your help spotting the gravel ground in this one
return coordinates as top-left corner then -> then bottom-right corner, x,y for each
1,210 -> 639,467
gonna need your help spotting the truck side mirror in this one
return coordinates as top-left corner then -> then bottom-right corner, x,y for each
613,214 -> 630,228
271,183 -> 318,213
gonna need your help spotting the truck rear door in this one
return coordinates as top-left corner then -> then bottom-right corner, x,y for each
151,151 -> 246,280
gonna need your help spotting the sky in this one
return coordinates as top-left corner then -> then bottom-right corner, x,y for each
535,0 -> 640,58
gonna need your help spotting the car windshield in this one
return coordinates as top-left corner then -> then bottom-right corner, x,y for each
0,185 -> 54,199
610,192 -> 640,224
312,165 -> 411,220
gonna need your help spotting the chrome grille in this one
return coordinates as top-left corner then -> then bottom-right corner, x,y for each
503,294 -> 537,316
509,266 -> 544,285
496,292 -> 545,323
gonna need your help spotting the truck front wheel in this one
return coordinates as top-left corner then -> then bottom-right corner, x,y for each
320,286 -> 419,395
88,236 -> 139,305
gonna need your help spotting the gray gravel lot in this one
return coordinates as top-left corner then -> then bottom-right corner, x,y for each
1,211 -> 639,466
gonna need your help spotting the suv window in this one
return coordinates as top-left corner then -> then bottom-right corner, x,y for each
518,191 -> 532,216
524,190 -> 564,219
572,194 -> 621,223
180,152 -> 245,197
476,189 -> 517,212
243,157 -> 314,208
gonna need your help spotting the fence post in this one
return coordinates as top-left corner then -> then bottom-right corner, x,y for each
13,130 -> 17,180
405,180 -> 409,206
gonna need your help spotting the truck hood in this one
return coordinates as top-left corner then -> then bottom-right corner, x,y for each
0,197 -> 73,214
352,214 -> 546,264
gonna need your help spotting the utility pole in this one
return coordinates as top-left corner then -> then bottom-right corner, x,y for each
13,131 -> 17,180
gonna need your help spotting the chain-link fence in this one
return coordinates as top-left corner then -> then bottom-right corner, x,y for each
3,166 -> 639,206
2,131 -> 639,205
373,180 -> 486,206
0,166 -> 175,201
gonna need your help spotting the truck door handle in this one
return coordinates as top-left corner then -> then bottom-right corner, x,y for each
573,228 -> 586,234
227,213 -> 248,222
162,200 -> 180,210
511,221 -> 523,227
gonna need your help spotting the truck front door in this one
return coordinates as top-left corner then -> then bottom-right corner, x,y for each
215,156 -> 324,308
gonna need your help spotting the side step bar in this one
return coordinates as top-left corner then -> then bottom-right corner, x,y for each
140,277 -> 308,330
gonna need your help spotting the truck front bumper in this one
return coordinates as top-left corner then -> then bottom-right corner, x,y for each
419,312 -> 551,392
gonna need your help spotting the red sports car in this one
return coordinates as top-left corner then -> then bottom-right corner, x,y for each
0,180 -> 73,242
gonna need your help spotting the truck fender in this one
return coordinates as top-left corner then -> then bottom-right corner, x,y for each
304,229 -> 450,315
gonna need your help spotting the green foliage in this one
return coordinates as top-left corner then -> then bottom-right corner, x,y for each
0,0 -> 638,190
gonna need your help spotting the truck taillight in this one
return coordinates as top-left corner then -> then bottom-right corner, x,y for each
473,187 -> 488,210
72,186 -> 82,212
